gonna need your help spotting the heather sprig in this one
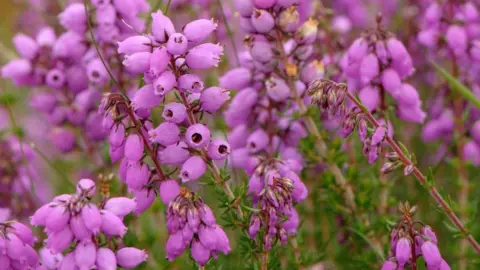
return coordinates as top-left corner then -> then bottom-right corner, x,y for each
382,202 -> 450,270
308,78 -> 480,255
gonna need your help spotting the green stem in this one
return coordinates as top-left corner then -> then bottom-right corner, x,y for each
431,61 -> 480,109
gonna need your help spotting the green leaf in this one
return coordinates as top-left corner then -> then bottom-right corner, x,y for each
431,61 -> 480,109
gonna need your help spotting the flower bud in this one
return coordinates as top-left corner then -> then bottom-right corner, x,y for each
100,210 -> 127,237
247,129 -> 269,153
13,33 -> 38,60
446,25 -> 467,56
233,0 -> 254,17
295,18 -> 318,45
151,11 -> 175,42
167,33 -> 188,55
149,46 -> 170,78
153,70 -> 176,96
186,43 -> 223,69
178,74 -> 204,92
183,19 -> 217,43
159,142 -> 191,165
251,9 -> 274,33
58,3 -> 86,34
180,156 -> 207,182
75,242 -> 96,270
96,248 -> 117,270
133,84 -> 163,109
117,35 -> 152,56
278,6 -> 300,32
81,204 -> 101,234
124,134 -> 144,162
200,87 -> 230,112
395,237 -> 411,267
159,180 -> 180,205
191,239 -> 210,266
123,52 -> 152,74
116,247 -> 148,269
103,197 -> 136,218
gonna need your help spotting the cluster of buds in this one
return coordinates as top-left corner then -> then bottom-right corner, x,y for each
247,161 -> 302,251
0,220 -> 38,269
165,188 -> 231,266
382,202 -> 450,270
341,15 -> 425,124
308,79 -> 394,165
30,179 -> 146,269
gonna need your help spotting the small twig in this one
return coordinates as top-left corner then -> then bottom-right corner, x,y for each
30,143 -> 75,188
83,0 -> 129,100
346,90 -> 480,255
217,0 -> 240,66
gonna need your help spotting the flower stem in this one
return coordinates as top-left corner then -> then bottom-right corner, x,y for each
125,108 -> 166,181
345,90 -> 480,255
261,252 -> 268,270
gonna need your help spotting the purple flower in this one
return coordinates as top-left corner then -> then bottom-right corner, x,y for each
124,134 -> 144,162
149,46 -> 170,78
395,237 -> 411,267
162,102 -> 187,123
153,71 -> 176,96
185,124 -> 211,148
200,87 -> 230,112
421,241 -> 442,267
183,19 -> 218,44
149,122 -> 181,146
117,35 -> 152,56
180,156 -> 207,182
159,179 -> 181,205
167,33 -> 188,55
151,11 -> 175,42
186,43 -> 224,69
12,33 -> 38,60
96,248 -> 117,270
251,9 -> 275,33
123,52 -> 152,74
75,242 -> 96,270
116,247 -> 148,268
207,139 -> 230,160
58,4 -> 87,33
178,74 -> 204,93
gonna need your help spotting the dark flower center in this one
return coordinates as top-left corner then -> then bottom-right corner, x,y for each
92,71 -> 100,78
192,133 -> 202,143
165,109 -> 173,117
218,145 -> 228,154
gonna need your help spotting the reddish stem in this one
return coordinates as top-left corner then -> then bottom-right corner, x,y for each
346,91 -> 480,255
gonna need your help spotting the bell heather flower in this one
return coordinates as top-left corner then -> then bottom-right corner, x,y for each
341,17 -> 425,123
384,202 -> 449,270
164,188 -> 230,265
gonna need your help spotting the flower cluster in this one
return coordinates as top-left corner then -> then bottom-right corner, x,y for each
381,202 -> 450,270
223,0 -> 312,251
308,79 -> 401,166
342,16 -> 426,123
417,1 -> 480,165
30,178 -> 146,269
99,8 -> 235,265
247,162 -> 303,251
0,220 -> 39,269
165,188 -> 230,265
